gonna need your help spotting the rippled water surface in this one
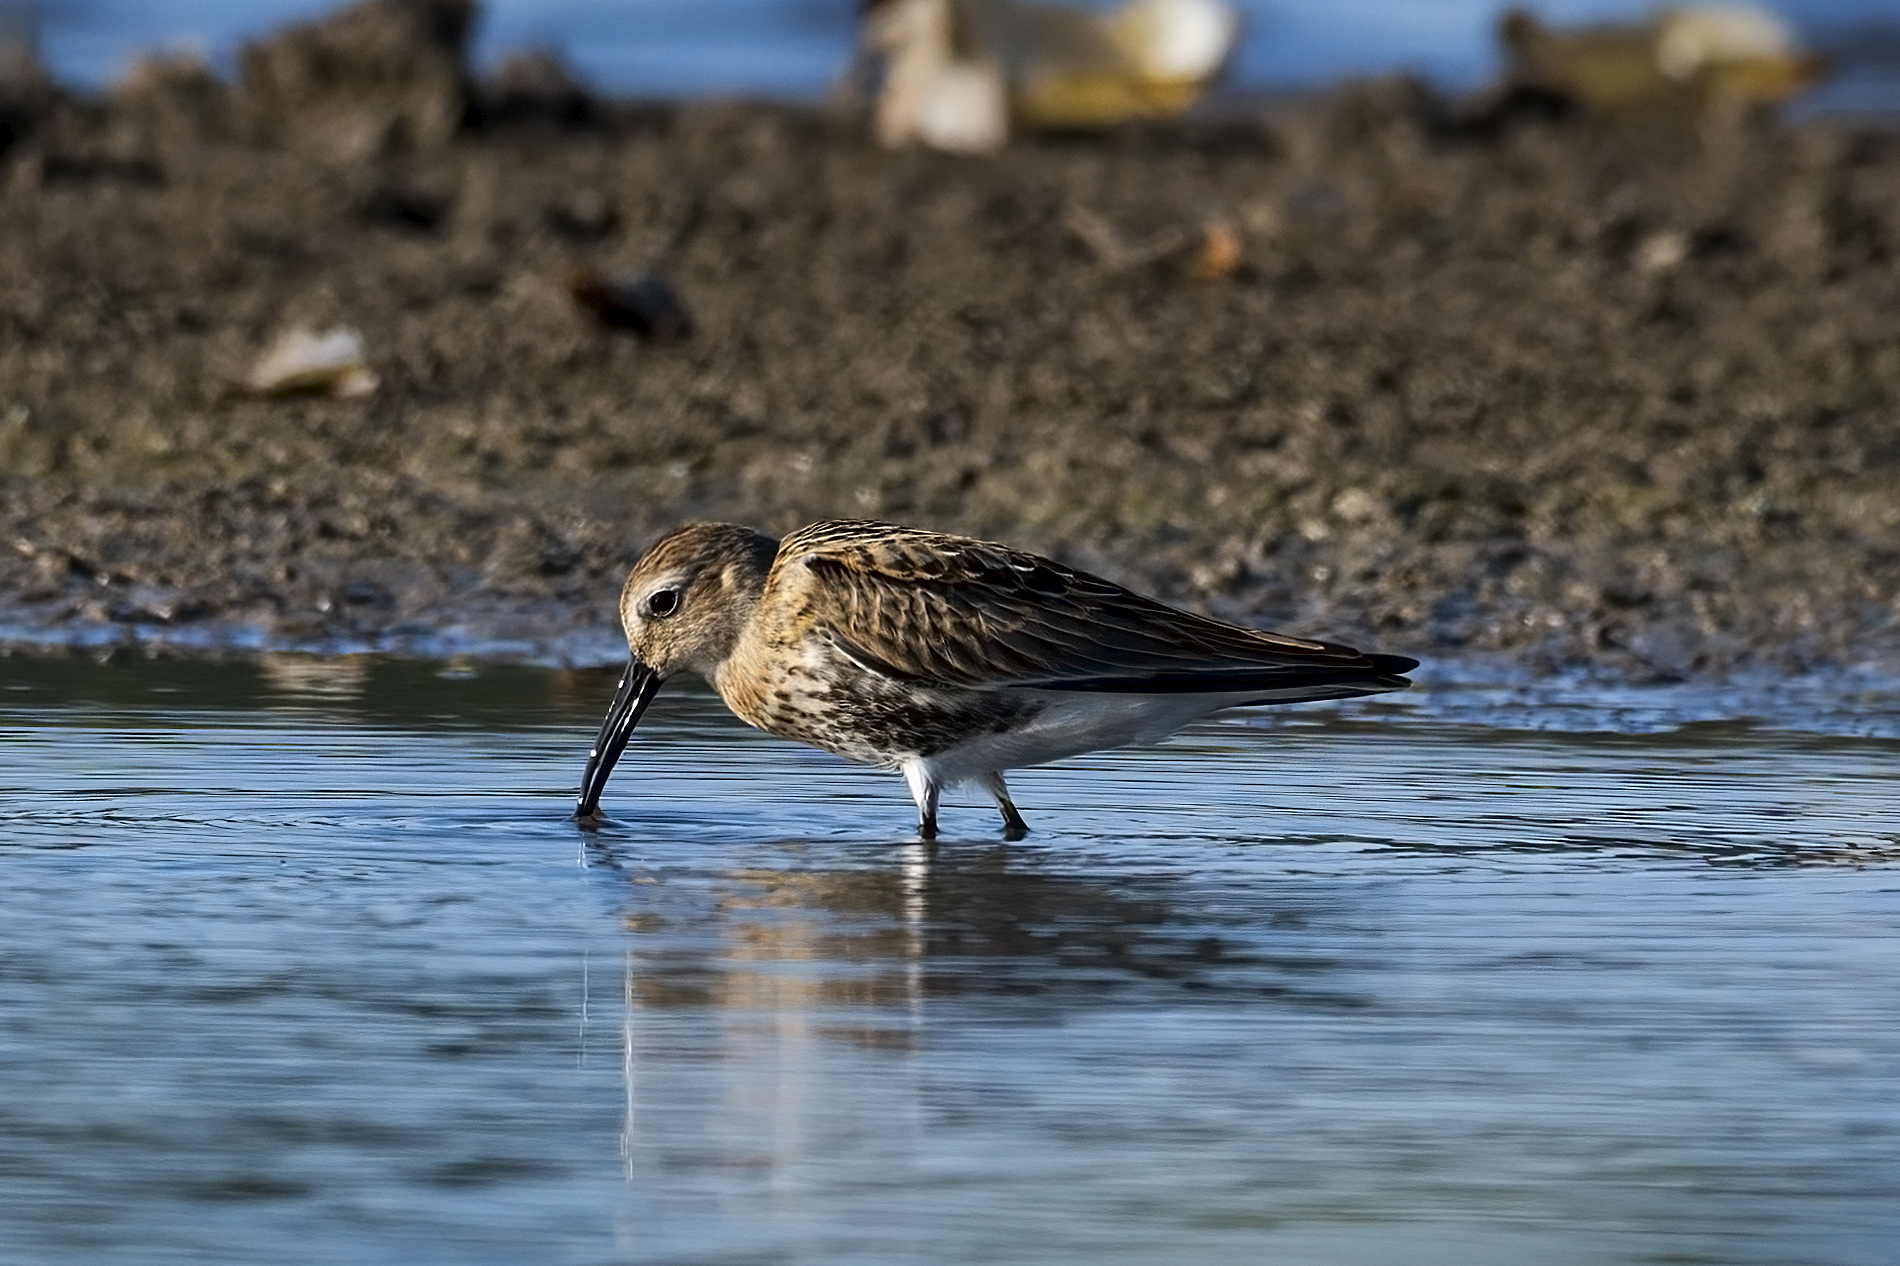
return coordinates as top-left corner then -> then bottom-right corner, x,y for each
3,655 -> 1898,1265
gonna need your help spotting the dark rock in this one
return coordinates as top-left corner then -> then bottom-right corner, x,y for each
340,579 -> 394,608
359,182 -> 450,231
561,267 -> 693,342
477,49 -> 593,128
0,15 -> 56,160
39,153 -> 166,187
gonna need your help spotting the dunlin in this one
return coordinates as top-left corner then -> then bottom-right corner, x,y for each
576,520 -> 1416,839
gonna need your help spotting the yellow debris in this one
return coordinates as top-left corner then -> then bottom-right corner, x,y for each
1499,5 -> 1828,121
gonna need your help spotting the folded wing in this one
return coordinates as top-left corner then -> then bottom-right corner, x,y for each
776,521 -> 1416,698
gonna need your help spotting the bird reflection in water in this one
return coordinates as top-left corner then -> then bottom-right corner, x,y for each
609,840 -> 1360,1191
616,843 -> 942,1191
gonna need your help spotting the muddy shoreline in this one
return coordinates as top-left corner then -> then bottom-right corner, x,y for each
4,56 -> 1899,679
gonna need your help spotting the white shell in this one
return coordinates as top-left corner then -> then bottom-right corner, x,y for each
914,60 -> 1009,153
1114,0 -> 1240,83
245,327 -> 379,398
1655,5 -> 1797,80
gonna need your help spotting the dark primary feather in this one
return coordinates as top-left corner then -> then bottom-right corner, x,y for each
776,521 -> 1417,695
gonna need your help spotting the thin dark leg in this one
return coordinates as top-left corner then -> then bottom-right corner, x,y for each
980,772 -> 1031,841
918,807 -> 939,841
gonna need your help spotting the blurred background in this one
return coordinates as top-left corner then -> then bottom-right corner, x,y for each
5,0 -> 1900,672
21,0 -> 1900,111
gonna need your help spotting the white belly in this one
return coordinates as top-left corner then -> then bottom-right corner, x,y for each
918,681 -> 1391,788
915,689 -> 1242,786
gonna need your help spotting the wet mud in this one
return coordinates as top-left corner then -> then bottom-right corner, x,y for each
3,49 -> 1899,677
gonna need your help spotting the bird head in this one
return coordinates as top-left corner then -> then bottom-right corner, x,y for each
616,522 -> 779,682
577,522 -> 778,818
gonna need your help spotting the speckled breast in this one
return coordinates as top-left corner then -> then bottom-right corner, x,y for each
718,634 -> 1035,769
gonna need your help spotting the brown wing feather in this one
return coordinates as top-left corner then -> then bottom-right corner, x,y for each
773,521 -> 1416,694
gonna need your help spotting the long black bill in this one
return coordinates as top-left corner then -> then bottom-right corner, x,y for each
575,657 -> 662,818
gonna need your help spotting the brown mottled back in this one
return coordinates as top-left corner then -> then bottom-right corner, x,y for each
752,520 -> 1412,692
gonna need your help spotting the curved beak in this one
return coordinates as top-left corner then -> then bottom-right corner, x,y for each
575,656 -> 662,819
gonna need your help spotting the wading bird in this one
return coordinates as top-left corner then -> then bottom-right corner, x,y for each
577,520 -> 1415,839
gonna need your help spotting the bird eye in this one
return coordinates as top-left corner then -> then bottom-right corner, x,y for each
646,588 -> 681,618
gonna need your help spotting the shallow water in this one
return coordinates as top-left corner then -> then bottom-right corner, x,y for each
2,654 -> 1898,1265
